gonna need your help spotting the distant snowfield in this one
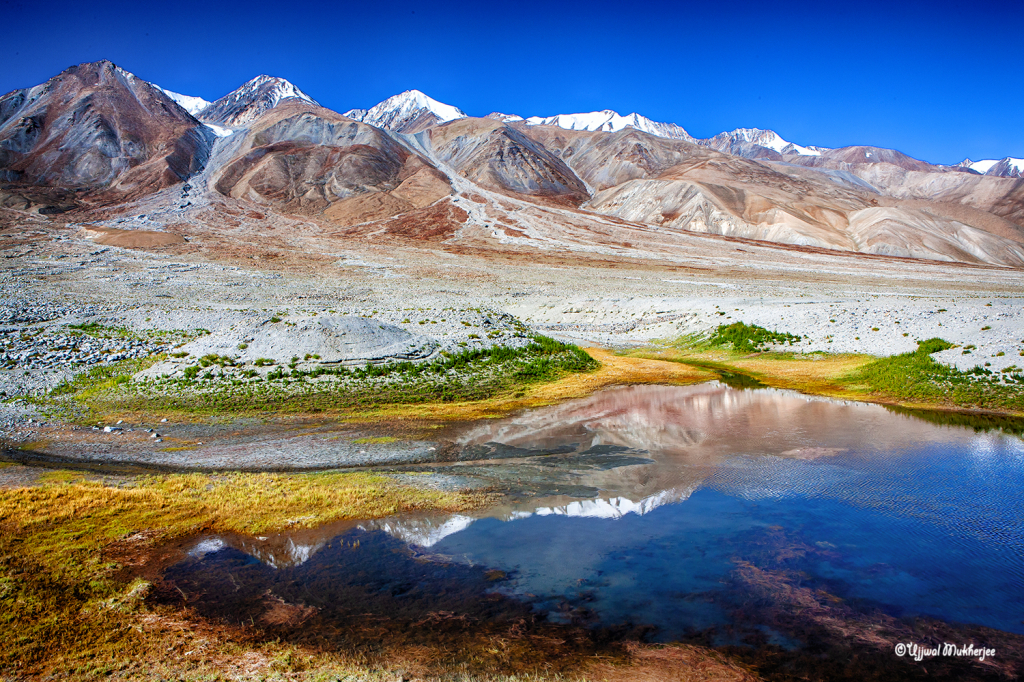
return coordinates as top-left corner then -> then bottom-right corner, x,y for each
522,109 -> 693,141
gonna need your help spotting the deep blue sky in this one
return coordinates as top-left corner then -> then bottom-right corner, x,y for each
1,0 -> 1020,164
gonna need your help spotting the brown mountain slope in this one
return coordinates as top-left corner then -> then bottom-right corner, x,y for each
427,118 -> 589,206
517,125 -> 714,191
838,165 -> 1024,231
0,60 -> 212,211
209,102 -> 450,225
793,146 -> 936,172
568,132 -> 1024,265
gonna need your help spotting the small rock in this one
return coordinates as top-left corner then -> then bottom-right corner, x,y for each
160,418 -> 168,423
150,433 -> 160,438
116,419 -> 123,425
155,438 -> 162,443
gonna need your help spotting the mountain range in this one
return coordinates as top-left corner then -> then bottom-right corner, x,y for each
1,60 -> 1022,267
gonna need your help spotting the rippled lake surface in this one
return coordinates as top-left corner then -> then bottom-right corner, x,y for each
166,383 -> 1024,668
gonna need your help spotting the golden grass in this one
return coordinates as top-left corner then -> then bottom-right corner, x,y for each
2,471 -> 483,550
626,346 -> 1024,416
347,348 -> 715,422
0,470 -> 490,679
628,346 -> 883,400
672,349 -> 874,397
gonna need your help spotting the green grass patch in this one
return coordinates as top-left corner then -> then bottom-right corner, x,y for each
26,356 -> 163,423
351,436 -> 399,444
34,336 -> 599,419
848,338 -> 1024,412
704,322 -> 800,353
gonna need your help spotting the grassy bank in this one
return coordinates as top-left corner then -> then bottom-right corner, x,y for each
32,335 -> 602,424
0,470 -> 486,679
629,323 -> 1024,416
28,339 -> 719,426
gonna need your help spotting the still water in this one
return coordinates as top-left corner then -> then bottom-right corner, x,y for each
165,383 -> 1024,667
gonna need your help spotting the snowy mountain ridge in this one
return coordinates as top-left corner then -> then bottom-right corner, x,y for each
138,77 -> 1020,173
523,110 -> 694,141
704,127 -> 825,157
958,157 -> 1024,178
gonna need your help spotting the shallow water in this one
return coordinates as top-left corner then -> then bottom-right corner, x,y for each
164,383 -> 1024,674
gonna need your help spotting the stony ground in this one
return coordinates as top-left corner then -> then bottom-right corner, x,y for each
2,202 -> 1023,441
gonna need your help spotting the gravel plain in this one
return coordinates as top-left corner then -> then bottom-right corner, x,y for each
2,200 -> 1023,468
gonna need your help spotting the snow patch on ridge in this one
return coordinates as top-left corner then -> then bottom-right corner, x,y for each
203,123 -> 234,137
967,157 -> 1023,177
968,159 -> 1001,173
155,86 -> 211,116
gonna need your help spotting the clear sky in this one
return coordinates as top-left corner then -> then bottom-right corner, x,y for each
1,0 -> 1020,164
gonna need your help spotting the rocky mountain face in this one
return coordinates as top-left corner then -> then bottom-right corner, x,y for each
427,118 -> 589,205
197,75 -> 317,127
209,101 -> 450,225
3,60 -> 1023,268
0,60 -> 213,211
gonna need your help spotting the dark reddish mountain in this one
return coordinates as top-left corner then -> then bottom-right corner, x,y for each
0,60 -> 213,211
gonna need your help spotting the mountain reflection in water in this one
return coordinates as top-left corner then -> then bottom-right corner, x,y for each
171,383 -> 1024,661
194,383 -> 1022,567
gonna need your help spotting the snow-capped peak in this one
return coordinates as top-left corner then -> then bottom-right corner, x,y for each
196,75 -> 318,127
959,157 -> 1023,177
232,75 -> 316,107
523,109 -> 692,141
720,127 -> 822,156
345,89 -> 467,132
154,86 -> 211,117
